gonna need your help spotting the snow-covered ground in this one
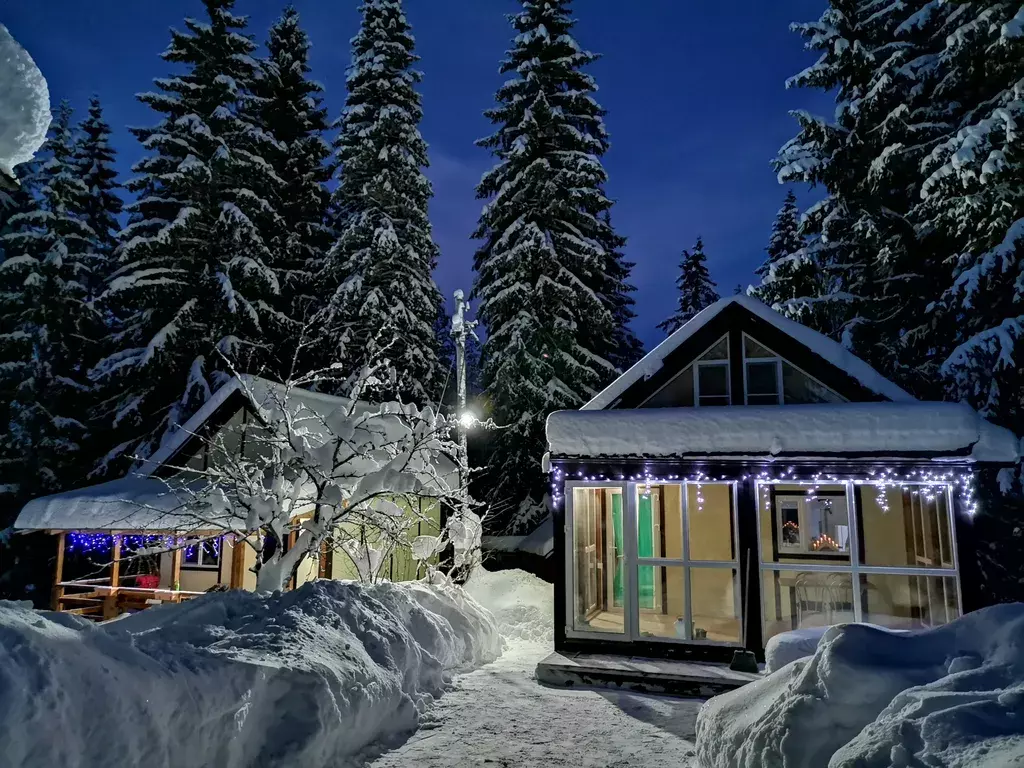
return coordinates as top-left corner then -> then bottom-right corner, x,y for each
697,605 -> 1024,768
0,579 -> 500,768
371,567 -> 703,767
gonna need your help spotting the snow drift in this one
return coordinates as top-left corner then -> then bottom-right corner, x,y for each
0,579 -> 500,768
465,566 -> 553,644
696,605 -> 1024,768
0,24 -> 50,177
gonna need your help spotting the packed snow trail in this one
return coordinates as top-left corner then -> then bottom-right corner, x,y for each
368,639 -> 701,768
370,568 -> 701,767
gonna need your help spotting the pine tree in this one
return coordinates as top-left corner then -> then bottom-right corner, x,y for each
72,96 -> 122,300
251,6 -> 333,379
326,0 -> 443,404
94,0 -> 279,470
0,103 -> 95,502
473,0 -> 621,532
658,237 -> 720,336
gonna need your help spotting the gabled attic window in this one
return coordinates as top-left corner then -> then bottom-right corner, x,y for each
742,335 -> 845,406
695,336 -> 731,407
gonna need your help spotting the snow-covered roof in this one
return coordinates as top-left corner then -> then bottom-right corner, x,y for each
583,295 -> 914,410
547,402 -> 1020,463
142,375 -> 455,477
13,476 -> 239,532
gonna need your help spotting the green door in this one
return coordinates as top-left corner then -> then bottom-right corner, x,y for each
612,493 -> 623,607
637,494 -> 655,609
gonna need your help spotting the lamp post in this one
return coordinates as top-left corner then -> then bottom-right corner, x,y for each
450,289 -> 478,520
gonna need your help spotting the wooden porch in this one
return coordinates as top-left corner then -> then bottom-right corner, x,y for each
50,530 -> 250,620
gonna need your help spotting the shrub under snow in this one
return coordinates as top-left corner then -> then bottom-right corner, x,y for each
696,605 -> 1024,768
0,579 -> 500,768
0,24 -> 50,177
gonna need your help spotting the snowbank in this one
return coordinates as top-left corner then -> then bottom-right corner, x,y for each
696,605 -> 1024,768
466,566 -> 553,643
0,24 -> 50,177
0,579 -> 500,768
765,624 -> 909,673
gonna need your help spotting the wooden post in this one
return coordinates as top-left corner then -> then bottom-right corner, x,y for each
230,537 -> 246,590
103,535 -> 122,620
287,530 -> 298,590
170,540 -> 182,592
51,532 -> 66,611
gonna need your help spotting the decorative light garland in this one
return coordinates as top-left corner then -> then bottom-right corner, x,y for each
67,532 -> 230,557
551,464 -> 978,517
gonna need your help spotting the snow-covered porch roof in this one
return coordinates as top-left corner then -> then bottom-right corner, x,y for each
546,402 -> 1020,463
12,476 -> 246,532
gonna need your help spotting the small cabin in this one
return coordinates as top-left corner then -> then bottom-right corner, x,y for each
544,295 -> 1019,662
15,376 -> 450,620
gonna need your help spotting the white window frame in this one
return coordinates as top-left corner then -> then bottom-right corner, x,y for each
773,493 -> 852,556
182,538 -> 221,570
741,334 -> 844,405
756,480 -> 962,637
565,480 -> 742,647
694,335 -> 731,407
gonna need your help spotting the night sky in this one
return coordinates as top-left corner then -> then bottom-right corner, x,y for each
5,0 -> 834,349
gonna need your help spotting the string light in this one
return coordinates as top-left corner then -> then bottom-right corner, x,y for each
551,464 -> 978,517
66,533 -> 230,556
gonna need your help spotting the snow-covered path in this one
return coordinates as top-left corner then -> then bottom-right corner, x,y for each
369,639 -> 702,767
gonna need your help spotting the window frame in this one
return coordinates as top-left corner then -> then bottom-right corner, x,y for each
694,335 -> 732,407
741,334 -> 845,406
772,490 -> 852,561
181,537 -> 221,571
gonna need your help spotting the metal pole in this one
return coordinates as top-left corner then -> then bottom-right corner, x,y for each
452,290 -> 471,520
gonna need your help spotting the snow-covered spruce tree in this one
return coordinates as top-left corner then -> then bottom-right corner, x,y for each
596,210 -> 643,371
0,102 -> 96,502
251,6 -> 333,380
658,237 -> 719,336
325,0 -> 443,405
72,96 -> 122,300
917,3 -> 1024,601
94,0 -> 280,473
774,1 -> 950,374
473,0 -> 621,532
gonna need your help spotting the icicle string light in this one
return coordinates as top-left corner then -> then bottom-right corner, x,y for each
66,533 -> 230,556
551,465 -> 978,517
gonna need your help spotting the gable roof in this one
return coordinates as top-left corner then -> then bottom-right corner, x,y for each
584,295 -> 914,410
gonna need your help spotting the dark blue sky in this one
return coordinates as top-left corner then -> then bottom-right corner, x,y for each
5,0 -> 832,348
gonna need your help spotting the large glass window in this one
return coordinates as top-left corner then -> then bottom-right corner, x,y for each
758,481 -> 961,644
638,483 -> 740,644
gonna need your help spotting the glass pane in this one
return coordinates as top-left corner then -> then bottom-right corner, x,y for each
698,364 -> 729,397
690,568 -> 741,643
861,574 -> 959,629
700,337 -> 729,361
638,566 -> 686,639
637,485 -> 683,559
201,539 -> 220,566
743,336 -> 775,358
572,487 -> 625,633
643,365 -> 694,408
762,570 -> 855,643
687,483 -> 735,561
782,362 -> 845,404
859,485 -> 955,568
759,484 -> 851,564
746,361 -> 779,397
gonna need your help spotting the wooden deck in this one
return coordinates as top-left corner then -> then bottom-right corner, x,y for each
536,651 -> 762,697
55,579 -> 206,621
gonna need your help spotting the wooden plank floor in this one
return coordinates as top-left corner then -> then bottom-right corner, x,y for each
536,651 -> 762,698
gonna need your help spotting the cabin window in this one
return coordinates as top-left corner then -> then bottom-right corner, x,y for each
773,492 -> 851,556
182,538 -> 220,570
742,335 -> 844,405
695,336 -> 730,407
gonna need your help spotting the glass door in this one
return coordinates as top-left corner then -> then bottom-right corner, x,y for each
634,482 -> 742,644
567,484 -> 628,637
